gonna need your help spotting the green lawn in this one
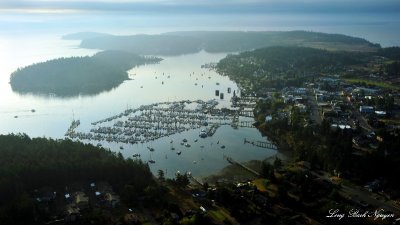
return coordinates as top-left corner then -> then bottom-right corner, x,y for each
343,78 -> 399,90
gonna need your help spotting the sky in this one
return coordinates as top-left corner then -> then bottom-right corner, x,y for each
1,0 -> 400,14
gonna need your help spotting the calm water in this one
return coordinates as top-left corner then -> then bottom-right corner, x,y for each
0,35 -> 277,178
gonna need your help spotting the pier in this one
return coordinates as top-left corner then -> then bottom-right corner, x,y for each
207,124 -> 220,136
65,100 -> 236,144
239,121 -> 255,128
239,110 -> 254,117
225,155 -> 260,177
64,99 -> 270,147
231,113 -> 239,128
232,96 -> 259,108
188,174 -> 204,186
244,138 -> 277,149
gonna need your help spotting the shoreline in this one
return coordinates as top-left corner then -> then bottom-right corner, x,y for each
201,124 -> 294,184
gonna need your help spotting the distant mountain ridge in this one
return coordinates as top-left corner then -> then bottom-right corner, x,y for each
64,30 -> 381,56
62,32 -> 113,40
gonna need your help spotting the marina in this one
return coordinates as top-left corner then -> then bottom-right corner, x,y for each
65,99 -> 238,144
1,48 -> 278,179
63,96 -> 278,178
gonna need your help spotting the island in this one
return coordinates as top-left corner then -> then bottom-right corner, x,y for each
9,50 -> 162,97
65,30 -> 381,56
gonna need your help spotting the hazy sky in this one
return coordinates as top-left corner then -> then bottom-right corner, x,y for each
1,0 -> 400,14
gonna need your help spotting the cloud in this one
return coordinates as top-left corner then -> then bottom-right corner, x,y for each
0,0 -> 399,14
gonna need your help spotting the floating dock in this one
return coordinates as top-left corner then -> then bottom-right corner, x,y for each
243,138 -> 277,149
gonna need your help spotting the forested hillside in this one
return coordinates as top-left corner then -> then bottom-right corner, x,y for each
10,51 -> 161,97
71,31 -> 380,56
216,46 -> 369,93
0,134 -> 155,224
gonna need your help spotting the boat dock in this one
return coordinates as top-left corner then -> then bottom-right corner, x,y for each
64,99 -> 269,146
239,121 -> 255,128
65,119 -> 80,136
232,96 -> 258,108
231,113 -> 239,128
225,155 -> 260,177
244,138 -> 277,149
188,174 -> 204,186
239,110 -> 254,117
66,100 -> 236,144
207,124 -> 220,136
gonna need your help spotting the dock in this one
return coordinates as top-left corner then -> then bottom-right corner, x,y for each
188,174 -> 204,186
231,113 -> 239,129
225,155 -> 260,177
207,124 -> 220,136
239,110 -> 254,117
64,99 -> 265,146
232,96 -> 259,108
244,138 -> 277,149
239,121 -> 255,128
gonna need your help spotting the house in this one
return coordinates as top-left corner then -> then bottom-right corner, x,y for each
295,103 -> 307,113
331,124 -> 351,130
359,106 -> 374,114
375,111 -> 387,117
64,204 -> 80,222
323,110 -> 338,119
64,193 -> 72,203
295,88 -> 307,95
124,213 -> 139,224
73,192 -> 89,210
104,192 -> 121,208
200,206 -> 207,213
294,96 -> 306,104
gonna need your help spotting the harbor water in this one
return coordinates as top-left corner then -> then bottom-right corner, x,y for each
0,35 -> 277,178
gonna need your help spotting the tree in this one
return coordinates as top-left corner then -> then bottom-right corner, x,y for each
260,162 -> 274,179
203,182 -> 209,191
273,157 -> 283,170
175,173 -> 190,187
158,169 -> 165,182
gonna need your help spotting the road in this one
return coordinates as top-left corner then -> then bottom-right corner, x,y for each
310,171 -> 400,218
307,92 -> 322,125
344,97 -> 374,133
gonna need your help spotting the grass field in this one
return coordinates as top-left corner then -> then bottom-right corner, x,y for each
343,78 -> 399,90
